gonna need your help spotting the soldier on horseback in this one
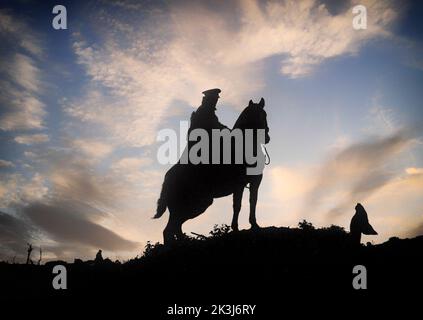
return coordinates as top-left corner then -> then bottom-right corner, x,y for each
189,88 -> 228,134
186,88 -> 230,200
154,89 -> 270,244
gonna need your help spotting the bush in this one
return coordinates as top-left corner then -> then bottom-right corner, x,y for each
209,224 -> 231,238
143,241 -> 161,258
298,220 -> 315,231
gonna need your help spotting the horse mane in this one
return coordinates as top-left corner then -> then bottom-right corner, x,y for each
233,106 -> 251,130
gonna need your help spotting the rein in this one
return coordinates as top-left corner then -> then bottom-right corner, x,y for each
263,144 -> 270,165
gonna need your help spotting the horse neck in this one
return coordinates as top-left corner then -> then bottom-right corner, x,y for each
233,108 -> 251,131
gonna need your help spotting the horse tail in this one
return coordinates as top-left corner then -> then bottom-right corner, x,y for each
153,178 -> 168,219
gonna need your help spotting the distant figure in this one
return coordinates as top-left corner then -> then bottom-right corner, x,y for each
95,249 -> 103,263
26,243 -> 33,265
350,203 -> 378,245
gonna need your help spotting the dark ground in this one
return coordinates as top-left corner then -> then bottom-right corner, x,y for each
1,224 -> 422,316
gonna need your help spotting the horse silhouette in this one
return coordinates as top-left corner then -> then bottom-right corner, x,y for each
154,98 -> 270,244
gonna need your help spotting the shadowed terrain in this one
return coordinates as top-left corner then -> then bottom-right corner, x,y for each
1,223 -> 422,314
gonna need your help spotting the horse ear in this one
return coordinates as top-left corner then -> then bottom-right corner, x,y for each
259,97 -> 265,108
248,99 -> 253,106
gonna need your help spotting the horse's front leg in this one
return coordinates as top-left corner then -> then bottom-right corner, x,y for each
249,174 -> 263,229
231,186 -> 244,232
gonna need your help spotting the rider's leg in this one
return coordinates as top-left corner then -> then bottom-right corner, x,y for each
231,186 -> 244,231
249,174 -> 263,229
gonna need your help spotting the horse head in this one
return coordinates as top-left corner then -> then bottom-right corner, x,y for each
234,98 -> 270,144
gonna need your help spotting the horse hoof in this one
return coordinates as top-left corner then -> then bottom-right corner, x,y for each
250,223 -> 260,230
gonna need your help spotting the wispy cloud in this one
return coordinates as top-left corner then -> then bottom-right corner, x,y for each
304,127 -> 417,219
0,10 -> 46,132
0,146 -> 142,258
14,134 -> 49,145
22,202 -> 139,251
0,159 -> 14,168
0,10 -> 43,57
70,139 -> 114,160
67,0 -> 398,147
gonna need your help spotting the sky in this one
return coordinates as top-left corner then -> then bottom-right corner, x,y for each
0,0 -> 422,262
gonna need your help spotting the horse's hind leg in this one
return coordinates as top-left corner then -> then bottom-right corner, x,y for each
231,186 -> 244,231
248,174 -> 263,229
174,217 -> 185,240
164,211 -> 185,245
163,211 -> 178,245
163,220 -> 174,245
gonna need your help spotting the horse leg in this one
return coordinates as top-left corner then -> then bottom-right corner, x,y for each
163,211 -> 179,245
249,174 -> 263,229
231,186 -> 244,232
174,217 -> 185,240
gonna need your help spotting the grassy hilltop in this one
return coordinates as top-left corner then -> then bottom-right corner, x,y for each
1,222 -> 422,307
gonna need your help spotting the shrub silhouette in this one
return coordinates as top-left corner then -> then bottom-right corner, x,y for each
209,224 -> 231,238
298,219 -> 315,231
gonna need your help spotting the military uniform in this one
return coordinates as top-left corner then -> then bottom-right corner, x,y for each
186,89 -> 229,195
189,88 -> 227,133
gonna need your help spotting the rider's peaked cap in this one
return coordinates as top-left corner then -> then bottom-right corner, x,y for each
202,88 -> 221,97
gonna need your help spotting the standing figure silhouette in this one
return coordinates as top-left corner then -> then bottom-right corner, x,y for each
350,203 -> 378,245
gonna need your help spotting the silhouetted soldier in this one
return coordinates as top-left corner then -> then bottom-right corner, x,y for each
189,88 -> 228,133
350,203 -> 378,245
185,89 -> 229,193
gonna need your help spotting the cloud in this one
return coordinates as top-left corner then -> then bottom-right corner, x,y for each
0,10 -> 43,57
407,221 -> 423,238
0,146 -> 143,260
6,53 -> 42,92
20,173 -> 48,203
22,202 -> 139,251
0,211 -> 33,261
365,168 -> 423,240
0,12 -> 46,131
112,157 -> 152,171
0,171 -> 48,208
406,167 -> 423,175
67,0 -> 397,147
0,159 -> 14,168
171,0 -> 397,77
0,173 -> 22,207
304,128 -> 416,219
0,83 -> 46,131
70,139 -> 114,160
14,134 -> 49,145
271,167 -> 312,199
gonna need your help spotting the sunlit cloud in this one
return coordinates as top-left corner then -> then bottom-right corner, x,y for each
304,128 -> 416,218
67,0 -> 398,147
23,202 -> 139,252
0,11 -> 46,132
0,159 -> 14,168
70,139 -> 114,160
14,134 -> 49,145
